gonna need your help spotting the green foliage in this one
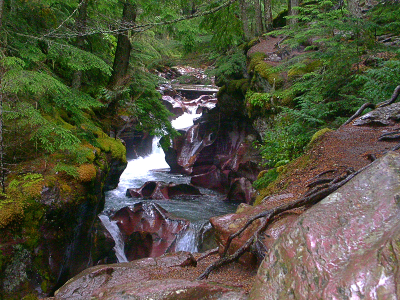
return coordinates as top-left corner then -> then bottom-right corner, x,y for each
211,49 -> 247,86
4,102 -> 81,154
369,2 -> 400,36
252,0 -> 400,173
53,164 -> 79,179
259,114 -> 314,167
48,43 -> 112,75
9,174 -> 44,191
200,1 -> 243,51
253,168 -> 278,190
356,58 -> 400,103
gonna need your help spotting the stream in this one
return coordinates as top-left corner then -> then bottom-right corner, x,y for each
99,95 -> 238,262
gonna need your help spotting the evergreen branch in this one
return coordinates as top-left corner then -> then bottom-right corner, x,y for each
43,0 -> 86,38
12,0 -> 239,40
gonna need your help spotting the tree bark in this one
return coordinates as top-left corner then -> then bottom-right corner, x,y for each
263,0 -> 273,31
254,0 -> 263,36
108,0 -> 137,89
239,0 -> 251,41
288,0 -> 299,26
347,0 -> 362,18
0,90 -> 4,193
72,0 -> 89,90
0,0 -> 4,30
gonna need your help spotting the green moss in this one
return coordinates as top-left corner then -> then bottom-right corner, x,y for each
97,137 -> 127,163
40,279 -> 49,294
308,128 -> 332,145
274,88 -> 297,106
253,168 -> 279,191
248,52 -> 267,72
0,174 -> 45,229
254,62 -> 284,88
254,154 -> 312,206
288,59 -> 322,81
77,163 -> 97,182
226,78 -> 249,95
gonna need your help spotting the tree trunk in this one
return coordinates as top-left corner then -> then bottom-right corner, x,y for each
263,0 -> 273,31
254,0 -> 263,36
108,0 -> 137,89
347,0 -> 362,18
0,0 -> 4,29
239,0 -> 251,41
0,86 -> 4,193
72,0 -> 89,90
288,0 -> 299,26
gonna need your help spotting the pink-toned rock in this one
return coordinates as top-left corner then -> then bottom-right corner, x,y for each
166,115 -> 262,195
126,181 -> 201,200
53,252 -> 247,300
92,279 -> 246,300
210,198 -> 299,265
191,165 -> 226,193
111,203 -> 189,260
250,152 -> 400,300
226,177 -> 255,204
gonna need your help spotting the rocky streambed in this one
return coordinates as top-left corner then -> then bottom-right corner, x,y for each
52,100 -> 400,299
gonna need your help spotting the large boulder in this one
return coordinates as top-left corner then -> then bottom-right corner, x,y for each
250,152 -> 400,300
111,203 -> 190,260
165,109 -> 262,199
0,137 -> 127,299
126,181 -> 201,200
53,252 -> 247,300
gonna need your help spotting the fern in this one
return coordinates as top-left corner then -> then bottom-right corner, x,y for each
48,43 -> 112,75
7,102 -> 81,153
3,69 -> 103,121
53,164 -> 79,178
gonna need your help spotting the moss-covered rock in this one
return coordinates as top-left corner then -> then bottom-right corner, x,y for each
287,59 -> 322,81
0,136 -> 127,299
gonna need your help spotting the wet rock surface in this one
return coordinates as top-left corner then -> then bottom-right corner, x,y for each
126,181 -> 201,200
211,196 -> 299,266
165,109 -> 262,202
250,152 -> 400,300
53,252 -> 247,300
111,203 -> 190,260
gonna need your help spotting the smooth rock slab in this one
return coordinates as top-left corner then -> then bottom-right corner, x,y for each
92,279 -> 247,300
54,252 -> 246,300
250,152 -> 400,300
112,203 -> 190,259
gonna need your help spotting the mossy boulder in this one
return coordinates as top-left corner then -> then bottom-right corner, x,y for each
217,79 -> 249,119
0,138 -> 127,298
248,53 -> 285,92
287,59 -> 322,81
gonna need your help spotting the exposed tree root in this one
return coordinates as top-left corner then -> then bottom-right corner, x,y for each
198,87 -> 400,279
197,165 -> 369,280
376,85 -> 400,108
196,247 -> 219,262
342,84 -> 400,127
379,131 -> 400,141
342,102 -> 376,126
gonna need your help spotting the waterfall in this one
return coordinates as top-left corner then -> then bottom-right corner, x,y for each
100,90 -> 235,262
175,221 -> 212,253
98,214 -> 128,263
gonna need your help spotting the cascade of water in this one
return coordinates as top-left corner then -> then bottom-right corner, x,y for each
101,90 -> 235,262
98,214 -> 128,263
175,221 -> 212,252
